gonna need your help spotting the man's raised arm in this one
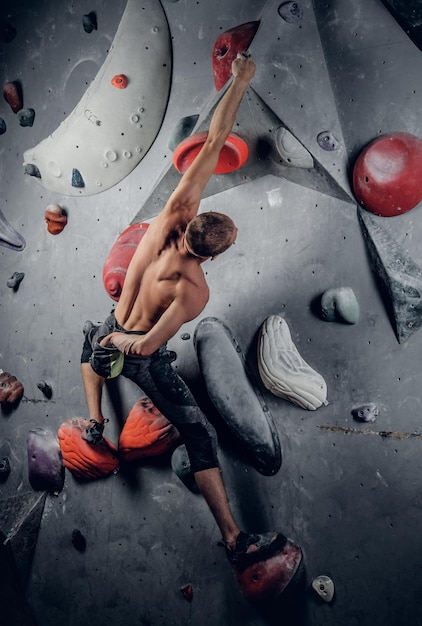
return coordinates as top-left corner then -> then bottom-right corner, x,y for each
164,52 -> 256,221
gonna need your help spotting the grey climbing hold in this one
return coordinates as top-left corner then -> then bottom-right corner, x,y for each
0,208 -> 26,251
352,402 -> 378,423
276,127 -> 314,169
24,163 -> 41,178
17,108 -> 35,127
0,118 -> 6,135
278,1 -> 303,23
358,207 -> 422,343
181,333 -> 190,341
171,444 -> 199,493
7,271 -> 25,290
71,168 -> 85,188
320,287 -> 360,324
0,457 -> 11,481
312,575 -> 335,602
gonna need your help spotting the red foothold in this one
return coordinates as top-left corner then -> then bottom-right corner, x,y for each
111,74 -> 128,89
3,81 -> 22,113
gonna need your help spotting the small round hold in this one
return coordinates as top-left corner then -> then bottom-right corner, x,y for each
278,1 -> 303,23
352,403 -> 378,423
0,457 -> 11,481
24,163 -> 41,178
37,380 -> 53,399
111,74 -> 128,89
317,131 -> 339,151
181,333 -> 191,341
0,117 -> 6,135
7,271 -> 25,290
312,575 -> 334,602
17,108 -> 35,127
82,12 -> 97,34
71,529 -> 87,552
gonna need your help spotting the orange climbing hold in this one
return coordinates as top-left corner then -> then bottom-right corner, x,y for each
119,397 -> 180,462
173,131 -> 248,174
57,418 -> 119,480
45,203 -> 67,235
111,74 -> 128,89
103,222 -> 149,301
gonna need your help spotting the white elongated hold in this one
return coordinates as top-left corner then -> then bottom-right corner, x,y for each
312,575 -> 335,602
276,127 -> 314,169
257,314 -> 328,410
23,0 -> 171,196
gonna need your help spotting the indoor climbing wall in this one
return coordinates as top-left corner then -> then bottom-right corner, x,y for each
1,0 -> 422,625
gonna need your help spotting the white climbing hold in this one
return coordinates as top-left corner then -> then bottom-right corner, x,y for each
312,575 -> 335,602
276,127 -> 314,169
257,314 -> 327,410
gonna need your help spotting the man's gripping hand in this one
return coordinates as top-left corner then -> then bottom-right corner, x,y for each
100,332 -> 145,356
231,51 -> 256,83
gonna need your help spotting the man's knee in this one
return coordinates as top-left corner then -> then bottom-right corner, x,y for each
176,422 -> 219,473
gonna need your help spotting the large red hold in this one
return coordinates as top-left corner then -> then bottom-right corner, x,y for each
102,222 -> 149,301
353,132 -> 422,217
119,397 -> 180,462
173,131 -> 248,174
57,418 -> 119,480
212,22 -> 259,91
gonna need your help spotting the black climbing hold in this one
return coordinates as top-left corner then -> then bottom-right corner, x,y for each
82,12 -> 97,34
72,529 -> 87,552
168,115 -> 199,152
352,403 -> 378,423
0,118 -> 6,135
17,108 -> 35,128
181,333 -> 190,341
0,20 -> 17,43
24,163 -> 41,178
37,380 -> 52,399
71,168 -> 85,188
7,271 -> 25,290
0,457 -> 11,481
278,1 -> 303,23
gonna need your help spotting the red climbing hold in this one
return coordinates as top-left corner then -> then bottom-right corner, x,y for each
103,222 -> 149,301
173,131 -> 248,174
212,21 -> 259,91
111,74 -> 128,89
353,132 -> 422,217
232,538 -> 303,604
45,203 -> 67,235
3,81 -> 22,113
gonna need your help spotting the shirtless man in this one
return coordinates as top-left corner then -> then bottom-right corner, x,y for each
81,52 -> 286,567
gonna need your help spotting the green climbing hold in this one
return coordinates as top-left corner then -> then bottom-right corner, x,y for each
320,287 -> 360,324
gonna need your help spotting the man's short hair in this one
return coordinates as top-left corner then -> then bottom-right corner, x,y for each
185,211 -> 236,257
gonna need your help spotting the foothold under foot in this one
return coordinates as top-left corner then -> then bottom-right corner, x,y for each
82,12 -> 97,33
0,456 -> 11,481
320,287 -> 360,324
7,271 -> 25,290
37,380 -> 52,399
17,108 -> 35,127
352,403 -> 378,423
3,81 -> 23,113
312,575 -> 335,602
71,529 -> 87,552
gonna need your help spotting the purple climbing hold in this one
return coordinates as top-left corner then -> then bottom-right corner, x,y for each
17,108 -> 35,128
27,428 -> 65,493
352,403 -> 378,423
278,2 -> 303,23
71,168 -> 85,188
317,131 -> 339,151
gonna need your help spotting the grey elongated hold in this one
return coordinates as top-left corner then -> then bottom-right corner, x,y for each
0,208 -> 26,251
258,314 -> 328,410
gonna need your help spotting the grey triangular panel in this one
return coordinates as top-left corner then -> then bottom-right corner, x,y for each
358,207 -> 422,343
0,491 -> 47,587
131,85 -> 353,224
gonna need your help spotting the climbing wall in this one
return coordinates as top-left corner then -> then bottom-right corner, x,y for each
1,0 -> 422,625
